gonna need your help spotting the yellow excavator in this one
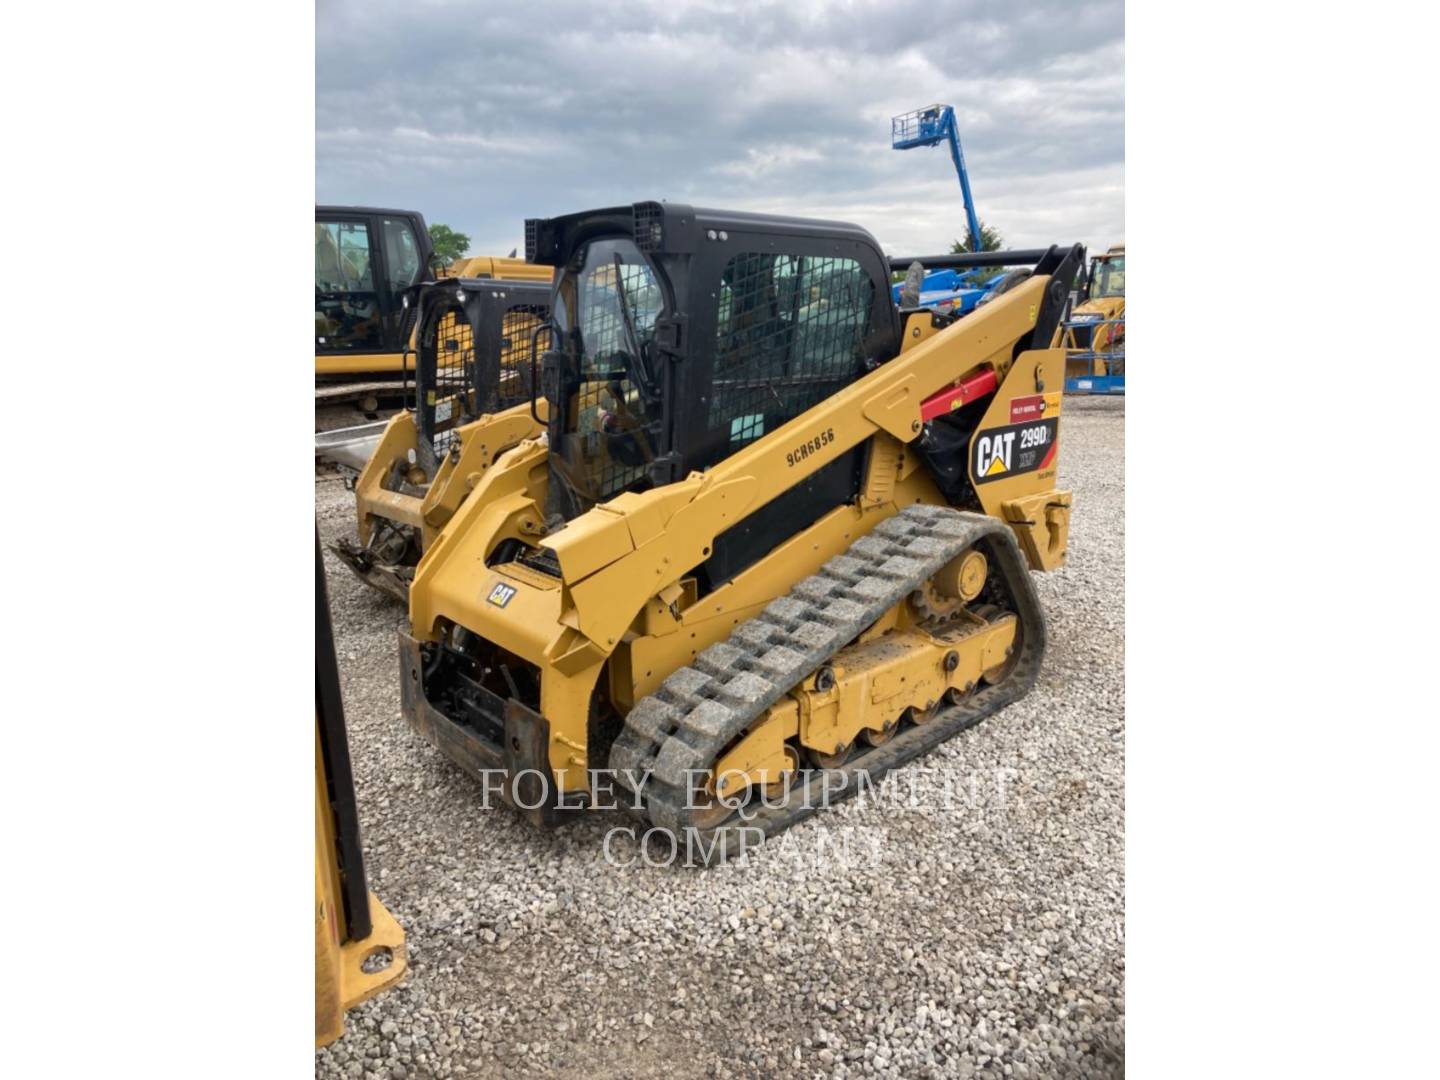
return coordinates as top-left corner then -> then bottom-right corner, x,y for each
395,202 -> 1081,859
316,534 -> 405,1046
315,205 -> 549,412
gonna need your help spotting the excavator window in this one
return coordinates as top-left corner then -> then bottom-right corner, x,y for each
701,252 -> 872,464
315,221 -> 374,291
380,217 -> 424,294
315,219 -> 382,351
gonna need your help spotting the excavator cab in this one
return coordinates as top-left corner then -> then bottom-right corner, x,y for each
315,206 -> 436,377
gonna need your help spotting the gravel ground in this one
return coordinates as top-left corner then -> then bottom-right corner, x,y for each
315,396 -> 1124,1079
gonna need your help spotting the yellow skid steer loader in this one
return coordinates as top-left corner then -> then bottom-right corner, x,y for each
399,203 -> 1081,859
333,277 -> 551,601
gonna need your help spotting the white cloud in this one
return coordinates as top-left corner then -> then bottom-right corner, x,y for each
317,0 -> 1123,258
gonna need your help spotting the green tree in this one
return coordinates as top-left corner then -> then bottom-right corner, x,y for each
950,221 -> 1004,284
427,223 -> 471,267
888,221 -> 1007,285
949,220 -> 1003,254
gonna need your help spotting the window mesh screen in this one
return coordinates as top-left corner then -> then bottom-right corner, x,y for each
426,305 -> 472,458
707,253 -> 872,454
496,303 -> 548,410
633,202 -> 664,252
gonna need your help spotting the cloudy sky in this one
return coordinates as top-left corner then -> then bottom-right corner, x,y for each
317,0 -> 1123,259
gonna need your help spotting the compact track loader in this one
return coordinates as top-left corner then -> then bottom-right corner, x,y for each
399,203 -> 1081,857
334,277 -> 551,601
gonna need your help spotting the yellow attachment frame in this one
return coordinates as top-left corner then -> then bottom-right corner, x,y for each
353,400 -> 547,552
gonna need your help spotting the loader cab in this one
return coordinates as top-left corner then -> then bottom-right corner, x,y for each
408,277 -> 551,474
529,202 -> 900,524
315,206 -> 436,375
1086,249 -> 1125,300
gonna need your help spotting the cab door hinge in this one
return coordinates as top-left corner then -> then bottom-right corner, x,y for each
654,313 -> 687,360
647,452 -> 683,488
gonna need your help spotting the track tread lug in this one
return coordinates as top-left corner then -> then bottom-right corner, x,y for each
793,577 -> 842,602
715,671 -> 775,709
849,535 -> 892,559
694,641 -> 746,676
822,554 -> 868,581
624,697 -> 680,742
658,666 -> 713,705
761,595 -> 808,625
816,597 -> 869,628
653,737 -> 711,787
731,621 -> 777,649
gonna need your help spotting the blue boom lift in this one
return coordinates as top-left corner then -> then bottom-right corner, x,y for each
890,105 -> 1007,314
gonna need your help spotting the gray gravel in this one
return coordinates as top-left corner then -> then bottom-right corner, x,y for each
315,396 -> 1124,1079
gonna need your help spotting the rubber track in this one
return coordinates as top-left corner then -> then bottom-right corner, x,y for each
607,504 -> 1048,859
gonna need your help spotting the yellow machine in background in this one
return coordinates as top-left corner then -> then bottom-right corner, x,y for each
1060,244 -> 1125,390
397,202 -> 1082,858
445,254 -> 551,283
316,206 -> 435,380
333,277 -> 552,601
315,206 -> 550,413
316,534 -> 405,1047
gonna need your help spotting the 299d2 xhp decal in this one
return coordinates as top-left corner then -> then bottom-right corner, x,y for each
971,418 -> 1059,484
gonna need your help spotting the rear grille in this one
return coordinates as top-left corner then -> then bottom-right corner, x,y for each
633,202 -> 664,252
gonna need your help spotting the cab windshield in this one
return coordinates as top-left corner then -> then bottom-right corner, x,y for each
549,237 -> 665,511
1090,255 -> 1125,298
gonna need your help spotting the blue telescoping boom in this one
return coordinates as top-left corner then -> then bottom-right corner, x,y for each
890,104 -> 1015,316
891,104 -> 982,256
